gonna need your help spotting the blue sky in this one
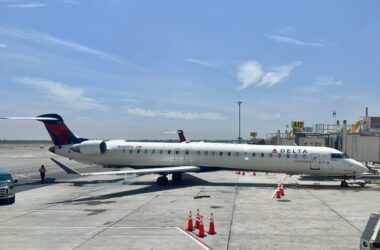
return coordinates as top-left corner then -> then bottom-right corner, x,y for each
0,0 -> 379,140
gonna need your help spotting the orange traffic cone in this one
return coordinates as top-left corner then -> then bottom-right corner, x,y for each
186,210 -> 193,231
195,208 -> 200,229
279,182 -> 285,197
198,215 -> 205,237
242,171 -> 245,176
253,171 -> 256,176
208,212 -> 216,235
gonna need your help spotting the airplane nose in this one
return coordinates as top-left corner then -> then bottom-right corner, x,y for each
354,162 -> 368,174
49,146 -> 56,153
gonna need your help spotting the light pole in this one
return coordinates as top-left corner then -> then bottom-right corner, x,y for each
237,101 -> 242,144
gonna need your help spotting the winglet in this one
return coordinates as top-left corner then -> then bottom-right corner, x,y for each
50,158 -> 81,175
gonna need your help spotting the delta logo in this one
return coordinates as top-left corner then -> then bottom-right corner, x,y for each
272,148 -> 308,154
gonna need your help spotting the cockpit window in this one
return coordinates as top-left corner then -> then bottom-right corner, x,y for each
331,153 -> 349,159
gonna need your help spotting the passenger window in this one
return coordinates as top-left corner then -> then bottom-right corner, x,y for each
302,154 -> 307,159
144,149 -> 148,154
152,150 -> 155,154
235,152 -> 239,156
167,150 -> 171,154
185,151 -> 189,155
205,151 -> 208,156
294,154 -> 298,158
219,152 -> 223,156
269,153 -> 273,158
260,153 -> 264,157
227,152 -> 231,156
286,154 -> 290,158
252,153 -> 256,157
244,152 -> 248,156
211,151 -> 215,156
129,149 -> 133,153
176,150 -> 179,155
137,149 -> 140,154
160,150 -> 163,154
278,154 -> 281,158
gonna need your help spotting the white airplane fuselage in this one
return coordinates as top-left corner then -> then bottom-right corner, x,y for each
52,140 -> 367,177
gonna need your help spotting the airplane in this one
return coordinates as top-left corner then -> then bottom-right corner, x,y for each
1,114 -> 368,187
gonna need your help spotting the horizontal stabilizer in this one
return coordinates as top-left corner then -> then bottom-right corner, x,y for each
50,158 -> 81,175
0,117 -> 58,121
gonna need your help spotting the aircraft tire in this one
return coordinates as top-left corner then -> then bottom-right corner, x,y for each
340,180 -> 348,188
157,176 -> 169,186
172,173 -> 182,182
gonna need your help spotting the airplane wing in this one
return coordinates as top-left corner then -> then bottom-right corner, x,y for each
50,158 -> 200,176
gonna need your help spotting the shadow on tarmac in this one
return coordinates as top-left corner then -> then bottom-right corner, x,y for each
45,173 -> 372,205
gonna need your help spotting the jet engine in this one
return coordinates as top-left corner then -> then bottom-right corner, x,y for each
70,140 -> 107,155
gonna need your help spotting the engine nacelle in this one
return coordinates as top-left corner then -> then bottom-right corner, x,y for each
71,140 -> 107,155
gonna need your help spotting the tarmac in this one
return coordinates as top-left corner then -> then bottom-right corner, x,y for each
1,143 -> 380,250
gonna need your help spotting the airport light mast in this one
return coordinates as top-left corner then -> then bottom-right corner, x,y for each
237,101 -> 242,144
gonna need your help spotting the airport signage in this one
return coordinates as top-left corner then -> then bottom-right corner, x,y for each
291,121 -> 304,129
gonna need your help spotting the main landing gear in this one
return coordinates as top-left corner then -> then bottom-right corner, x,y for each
156,173 -> 183,186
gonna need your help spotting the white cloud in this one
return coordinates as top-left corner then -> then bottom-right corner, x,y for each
127,108 -> 223,120
302,75 -> 344,93
267,35 -> 324,47
14,77 -> 107,111
0,27 -> 136,67
0,43 -> 7,48
61,0 -> 80,4
258,61 -> 302,87
237,60 -> 301,89
7,3 -> 45,8
237,61 -> 263,89
185,58 -> 218,68
315,75 -> 343,87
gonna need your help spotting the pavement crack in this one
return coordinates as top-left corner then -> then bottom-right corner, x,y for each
226,184 -> 239,250
305,188 -> 363,234
72,194 -> 159,249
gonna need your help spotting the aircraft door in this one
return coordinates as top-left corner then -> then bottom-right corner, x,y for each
184,149 -> 190,164
174,148 -> 180,161
310,154 -> 320,170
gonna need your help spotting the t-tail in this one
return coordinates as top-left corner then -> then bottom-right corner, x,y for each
1,114 -> 87,146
